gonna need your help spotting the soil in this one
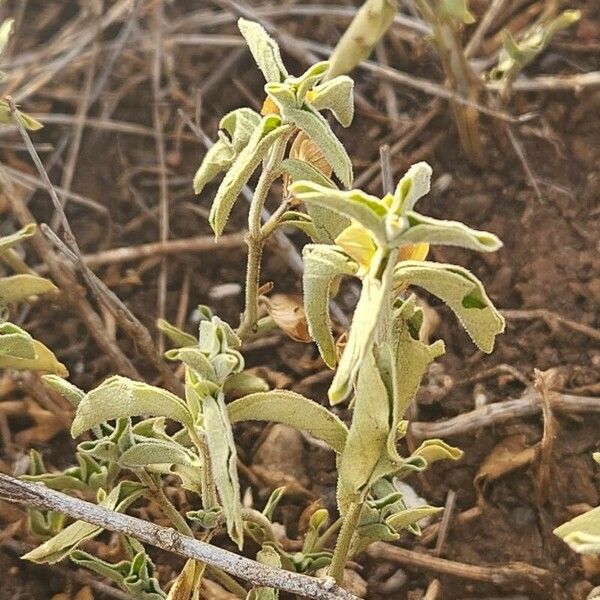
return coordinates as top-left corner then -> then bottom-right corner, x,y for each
0,1 -> 598,599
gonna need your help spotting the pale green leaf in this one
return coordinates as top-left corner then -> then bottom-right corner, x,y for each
193,135 -> 235,195
555,506 -> 600,554
410,439 -> 463,465
0,322 -> 36,359
329,265 -> 394,405
0,223 -> 36,252
276,211 -> 320,241
280,158 -> 336,190
0,274 -> 57,305
302,244 -> 357,367
337,349 -> 390,513
42,375 -> 84,408
436,0 -> 475,24
0,337 -> 67,376
0,19 -> 13,57
203,391 -> 244,549
71,376 -> 193,437
118,439 -> 200,469
291,182 -> 387,244
386,505 -> 443,531
309,76 -> 355,127
22,481 -> 145,564
209,116 -> 290,237
223,371 -> 269,396
392,162 -> 432,214
393,261 -> 505,352
292,61 -> 330,101
275,105 -> 352,188
237,18 -> 288,83
227,390 -> 348,453
220,107 -> 262,151
393,212 -> 502,252
157,319 -> 197,348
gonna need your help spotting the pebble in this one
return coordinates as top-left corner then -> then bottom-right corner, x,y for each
252,424 -> 309,487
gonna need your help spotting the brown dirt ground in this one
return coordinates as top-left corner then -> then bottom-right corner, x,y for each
0,1 -> 598,599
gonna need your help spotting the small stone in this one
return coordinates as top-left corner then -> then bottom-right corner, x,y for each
252,424 -> 309,487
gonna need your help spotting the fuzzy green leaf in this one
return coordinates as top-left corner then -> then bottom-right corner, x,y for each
209,116 -> 290,237
238,18 -> 288,83
329,265 -> 394,405
309,76 -> 354,127
119,439 -> 200,469
203,391 -> 244,549
281,159 -> 347,243
393,212 -> 502,252
157,319 -> 197,348
302,244 -> 357,367
0,223 -> 36,252
0,322 -> 36,359
0,274 -> 57,305
0,19 -> 13,57
71,376 -> 193,437
193,136 -> 235,195
291,182 -> 387,244
393,261 -> 505,352
228,390 -> 348,453
386,505 -> 443,531
42,375 -> 84,408
392,162 -> 432,214
410,439 -> 463,465
555,506 -> 600,554
0,335 -> 67,376
277,104 -> 352,188
337,349 -> 390,513
22,481 -> 145,564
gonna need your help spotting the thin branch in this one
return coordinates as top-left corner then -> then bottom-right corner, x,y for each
410,388 -> 600,439
366,541 -> 550,590
0,475 -> 360,600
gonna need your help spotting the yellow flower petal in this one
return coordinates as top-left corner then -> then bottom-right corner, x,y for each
335,223 -> 377,272
261,96 -> 280,116
398,243 -> 429,262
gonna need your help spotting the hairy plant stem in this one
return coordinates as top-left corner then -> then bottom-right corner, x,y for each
188,427 -> 218,510
312,517 -> 343,552
328,501 -> 363,584
237,135 -> 290,340
136,469 -> 193,537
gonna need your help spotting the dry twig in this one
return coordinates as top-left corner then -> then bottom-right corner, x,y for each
0,475 -> 360,600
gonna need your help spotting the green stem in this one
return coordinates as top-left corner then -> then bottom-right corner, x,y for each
188,427 -> 218,510
237,136 -> 290,340
328,501 -> 363,584
312,517 -> 343,552
137,470 -> 193,537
